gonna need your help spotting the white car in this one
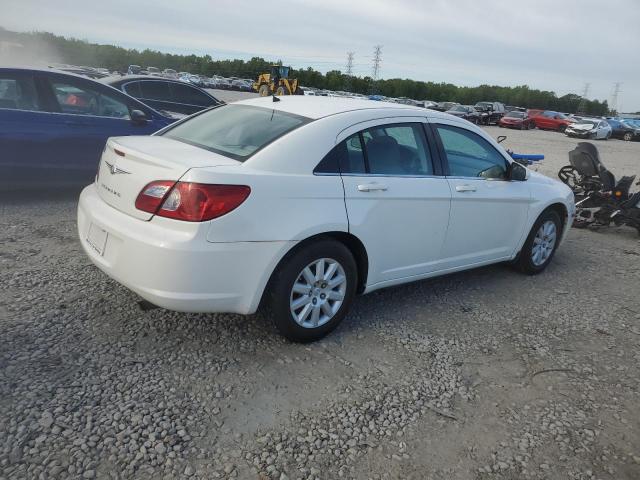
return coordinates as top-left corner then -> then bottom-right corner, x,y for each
78,97 -> 574,342
565,118 -> 612,140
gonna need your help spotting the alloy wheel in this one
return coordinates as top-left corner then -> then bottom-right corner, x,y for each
289,258 -> 347,329
531,220 -> 557,266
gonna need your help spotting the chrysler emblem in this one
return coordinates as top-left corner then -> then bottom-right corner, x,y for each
104,160 -> 130,175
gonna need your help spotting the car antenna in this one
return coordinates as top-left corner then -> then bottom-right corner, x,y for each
272,94 -> 280,102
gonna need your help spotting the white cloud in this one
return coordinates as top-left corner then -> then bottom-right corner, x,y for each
2,0 -> 639,110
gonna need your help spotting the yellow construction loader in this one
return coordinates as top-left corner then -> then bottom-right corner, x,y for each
253,65 -> 302,96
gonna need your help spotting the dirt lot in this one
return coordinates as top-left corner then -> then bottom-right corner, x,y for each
1,113 -> 640,480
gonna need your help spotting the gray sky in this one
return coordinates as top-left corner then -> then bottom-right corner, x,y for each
3,0 -> 639,111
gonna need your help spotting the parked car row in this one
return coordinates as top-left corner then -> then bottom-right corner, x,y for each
174,73 -> 254,91
495,109 -> 639,141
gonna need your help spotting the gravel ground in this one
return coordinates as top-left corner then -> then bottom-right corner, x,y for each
1,123 -> 640,480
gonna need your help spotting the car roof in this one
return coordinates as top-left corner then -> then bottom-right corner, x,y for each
0,66 -> 99,79
99,75 -> 184,84
235,96 -> 442,120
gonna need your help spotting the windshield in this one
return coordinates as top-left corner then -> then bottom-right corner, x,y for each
450,106 -> 465,112
162,105 -> 309,160
576,120 -> 597,128
506,112 -> 524,118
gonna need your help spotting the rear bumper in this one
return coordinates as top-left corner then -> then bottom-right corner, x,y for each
78,184 -> 294,314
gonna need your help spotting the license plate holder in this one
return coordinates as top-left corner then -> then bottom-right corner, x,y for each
86,223 -> 108,256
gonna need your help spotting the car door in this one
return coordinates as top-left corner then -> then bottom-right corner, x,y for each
597,121 -> 609,139
38,73 -> 161,184
431,120 -> 531,269
0,70 -> 56,189
335,119 -> 452,286
536,111 -> 553,130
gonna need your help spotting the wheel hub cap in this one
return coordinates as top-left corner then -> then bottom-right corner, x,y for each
531,220 -> 557,266
290,258 -> 347,329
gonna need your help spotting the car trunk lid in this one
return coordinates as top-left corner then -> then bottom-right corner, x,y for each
96,136 -> 241,220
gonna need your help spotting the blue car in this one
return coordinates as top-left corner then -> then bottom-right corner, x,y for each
0,68 -> 175,191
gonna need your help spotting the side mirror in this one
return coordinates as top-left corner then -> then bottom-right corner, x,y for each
509,162 -> 528,181
497,135 -> 507,144
130,109 -> 148,125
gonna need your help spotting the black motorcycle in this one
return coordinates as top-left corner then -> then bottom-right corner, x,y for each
558,142 -> 640,234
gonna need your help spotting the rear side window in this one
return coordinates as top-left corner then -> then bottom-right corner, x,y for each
362,123 -> 433,175
139,81 -> 172,102
162,105 -> 308,160
170,83 -> 215,107
122,81 -> 142,98
314,133 -> 366,174
435,124 -> 508,179
0,76 -> 40,111
314,123 -> 434,176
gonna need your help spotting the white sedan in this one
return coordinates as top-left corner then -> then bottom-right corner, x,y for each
565,118 -> 612,140
78,97 -> 574,342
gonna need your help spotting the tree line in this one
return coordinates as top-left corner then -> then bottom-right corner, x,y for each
3,28 -> 610,115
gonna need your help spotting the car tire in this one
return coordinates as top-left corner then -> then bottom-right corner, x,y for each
266,239 -> 357,342
529,122 -> 536,130
558,125 -> 567,133
623,132 -> 633,141
514,210 -> 562,275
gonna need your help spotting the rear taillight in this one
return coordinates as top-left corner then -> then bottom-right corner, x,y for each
135,181 -> 250,222
135,180 -> 176,214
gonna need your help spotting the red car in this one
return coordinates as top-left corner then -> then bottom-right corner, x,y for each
499,111 -> 533,130
529,110 -> 574,132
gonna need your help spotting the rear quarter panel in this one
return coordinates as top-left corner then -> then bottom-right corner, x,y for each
181,166 -> 349,243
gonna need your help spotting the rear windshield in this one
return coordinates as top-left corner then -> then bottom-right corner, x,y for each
162,104 -> 309,160
506,112 -> 524,118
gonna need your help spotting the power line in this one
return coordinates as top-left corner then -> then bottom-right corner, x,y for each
345,52 -> 354,76
610,82 -> 622,114
371,45 -> 382,94
345,51 -> 354,91
577,82 -> 590,114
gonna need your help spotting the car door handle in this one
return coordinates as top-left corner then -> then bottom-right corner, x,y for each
357,183 -> 388,192
455,184 -> 477,192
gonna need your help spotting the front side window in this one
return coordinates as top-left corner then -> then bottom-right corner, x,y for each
0,76 -> 40,111
162,105 -> 308,160
50,80 -> 130,119
436,124 -> 508,179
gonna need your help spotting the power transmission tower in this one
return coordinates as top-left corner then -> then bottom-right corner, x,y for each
577,83 -> 590,114
345,51 -> 354,92
610,82 -> 622,115
370,45 -> 382,94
